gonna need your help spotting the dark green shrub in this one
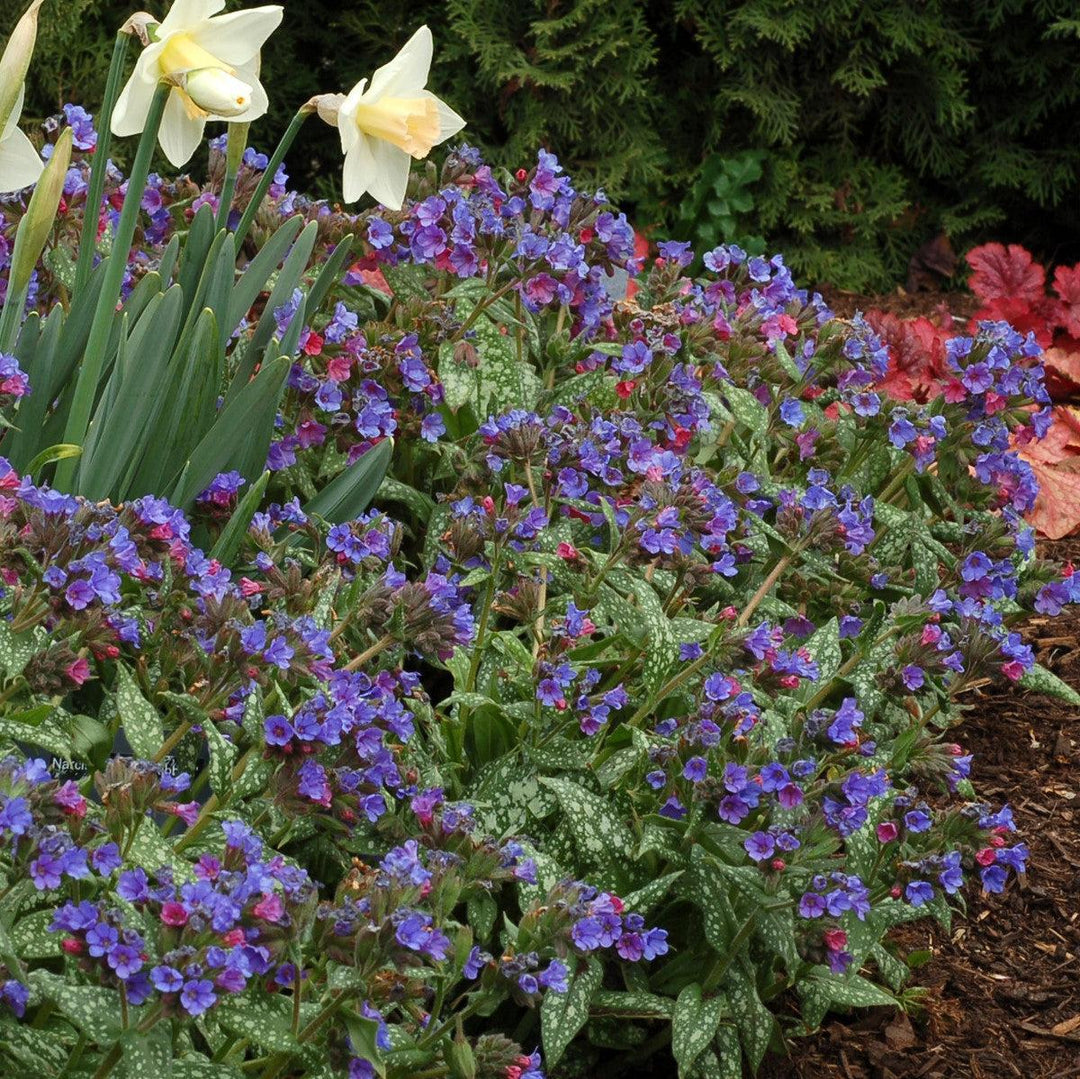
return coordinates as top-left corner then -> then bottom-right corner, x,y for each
6,0 -> 1080,289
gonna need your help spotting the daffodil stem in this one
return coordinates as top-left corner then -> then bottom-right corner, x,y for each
56,83 -> 169,493
216,122 -> 249,232
233,108 -> 309,248
74,31 -> 130,296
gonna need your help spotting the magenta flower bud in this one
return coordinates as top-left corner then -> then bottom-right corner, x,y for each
876,821 -> 899,843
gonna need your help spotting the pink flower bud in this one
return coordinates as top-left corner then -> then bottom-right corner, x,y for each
161,901 -> 188,927
253,894 -> 285,923
877,821 -> 899,843
822,928 -> 848,951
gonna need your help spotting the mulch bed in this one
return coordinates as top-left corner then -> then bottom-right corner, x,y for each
818,286 -> 979,324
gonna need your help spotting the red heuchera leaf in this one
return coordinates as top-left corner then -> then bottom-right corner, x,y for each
866,309 -> 954,403
967,242 -> 1046,304
968,294 -> 1061,348
1015,406 -> 1080,539
1053,264 -> 1080,338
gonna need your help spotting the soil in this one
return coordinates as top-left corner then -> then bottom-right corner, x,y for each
819,286 -> 979,323
758,290 -> 1080,1078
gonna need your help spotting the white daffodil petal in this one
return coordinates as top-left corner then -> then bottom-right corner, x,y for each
365,135 -> 411,211
157,86 -> 206,167
158,0 -> 226,36
337,80 -> 366,154
341,136 -> 377,204
0,125 -> 42,192
420,90 -> 466,143
189,6 -> 283,67
111,47 -> 166,137
367,25 -> 432,101
2,83 -> 25,141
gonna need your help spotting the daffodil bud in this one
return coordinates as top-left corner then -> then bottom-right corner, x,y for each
184,68 -> 253,117
0,0 -> 44,133
10,127 -> 71,296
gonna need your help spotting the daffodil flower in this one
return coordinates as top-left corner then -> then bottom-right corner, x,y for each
112,0 -> 283,168
0,0 -> 45,193
331,26 -> 465,210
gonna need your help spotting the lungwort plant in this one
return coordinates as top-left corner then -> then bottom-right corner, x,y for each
0,0 -> 1074,1077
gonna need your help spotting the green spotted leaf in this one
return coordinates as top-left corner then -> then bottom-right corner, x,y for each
870,943 -> 911,992
240,687 -> 264,741
623,870 -> 683,916
723,960 -> 776,1070
472,757 -> 558,835
591,988 -> 674,1019
672,983 -> 726,1075
29,971 -> 123,1042
797,969 -> 897,1028
118,1027 -> 173,1079
540,956 -> 602,1067
538,776 -> 636,886
128,819 -> 194,881
466,892 -> 497,942
628,578 -> 677,699
114,665 -> 164,759
0,623 -> 44,679
0,1020 -> 69,1075
709,1026 -> 743,1078
689,847 -> 739,953
440,304 -> 542,416
10,909 -> 60,958
802,616 -> 841,690
214,995 -> 300,1055
1020,661 -> 1080,706
380,262 -> 430,299
722,385 -> 769,434
203,721 -> 237,801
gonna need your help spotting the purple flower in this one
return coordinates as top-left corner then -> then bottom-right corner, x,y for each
743,831 -> 775,862
905,880 -> 934,907
151,965 -> 184,993
180,979 -> 217,1016
901,665 -> 925,691
264,714 -> 295,747
682,756 -> 707,783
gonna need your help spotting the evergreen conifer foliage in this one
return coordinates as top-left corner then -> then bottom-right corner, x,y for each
3,0 -> 1080,289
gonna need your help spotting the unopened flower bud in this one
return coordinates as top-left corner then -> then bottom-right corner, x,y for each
9,126 -> 71,293
184,68 -> 252,117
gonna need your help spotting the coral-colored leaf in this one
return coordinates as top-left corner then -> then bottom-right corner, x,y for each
966,242 -> 1046,304
1016,406 -> 1080,539
1024,458 -> 1080,539
1053,264 -> 1080,338
1042,346 -> 1080,400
